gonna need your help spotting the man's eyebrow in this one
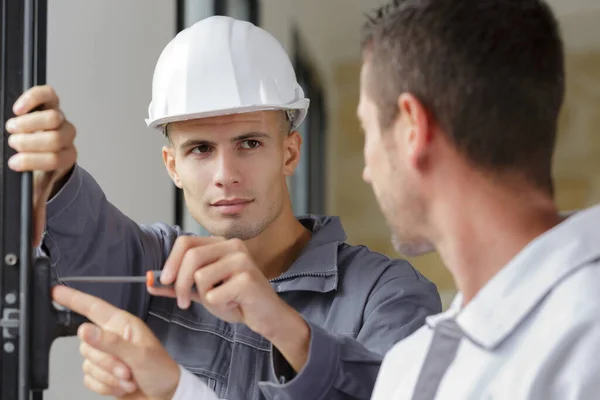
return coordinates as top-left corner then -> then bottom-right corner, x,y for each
178,139 -> 215,150
233,132 -> 271,142
177,133 -> 271,150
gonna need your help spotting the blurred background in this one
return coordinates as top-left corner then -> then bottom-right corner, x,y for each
44,0 -> 600,398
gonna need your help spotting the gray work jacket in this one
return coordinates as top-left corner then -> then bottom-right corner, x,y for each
39,165 -> 441,400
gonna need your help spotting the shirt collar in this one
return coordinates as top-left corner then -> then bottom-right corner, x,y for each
427,204 -> 600,350
424,292 -> 462,328
269,215 -> 346,294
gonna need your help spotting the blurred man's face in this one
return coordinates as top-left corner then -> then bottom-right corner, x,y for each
163,110 -> 300,240
358,62 -> 434,257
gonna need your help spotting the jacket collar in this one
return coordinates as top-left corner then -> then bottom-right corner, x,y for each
269,215 -> 346,294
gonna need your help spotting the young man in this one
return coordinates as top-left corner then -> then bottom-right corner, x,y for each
6,15 -> 440,400
358,0 -> 600,398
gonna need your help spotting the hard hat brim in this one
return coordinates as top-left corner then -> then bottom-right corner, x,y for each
146,99 -> 310,132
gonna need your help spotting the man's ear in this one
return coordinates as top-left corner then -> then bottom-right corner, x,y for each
397,93 -> 431,170
282,131 -> 302,177
162,145 -> 183,188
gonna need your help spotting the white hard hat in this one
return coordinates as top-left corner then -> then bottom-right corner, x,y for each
146,16 -> 309,131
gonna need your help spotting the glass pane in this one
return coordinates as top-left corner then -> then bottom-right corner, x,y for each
226,0 -> 250,21
183,0 -> 214,28
290,83 -> 310,216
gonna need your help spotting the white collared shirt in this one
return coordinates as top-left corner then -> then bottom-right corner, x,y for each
372,204 -> 600,400
173,365 -> 220,400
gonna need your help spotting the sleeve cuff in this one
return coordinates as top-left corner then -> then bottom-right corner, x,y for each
259,321 -> 339,400
46,164 -> 82,220
172,365 -> 220,400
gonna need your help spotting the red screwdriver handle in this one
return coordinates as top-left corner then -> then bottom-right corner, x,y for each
145,270 -> 197,291
146,270 -> 172,289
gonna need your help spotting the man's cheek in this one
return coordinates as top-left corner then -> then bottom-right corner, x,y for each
367,139 -> 386,174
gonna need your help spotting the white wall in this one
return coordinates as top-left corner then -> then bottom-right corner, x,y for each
259,0 -> 342,215
260,0 -> 293,52
45,0 -> 176,399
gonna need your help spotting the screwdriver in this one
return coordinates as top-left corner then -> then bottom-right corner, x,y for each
60,270 -> 195,291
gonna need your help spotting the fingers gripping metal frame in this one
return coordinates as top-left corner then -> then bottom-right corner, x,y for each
0,1 -> 87,399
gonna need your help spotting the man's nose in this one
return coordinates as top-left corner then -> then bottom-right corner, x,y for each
362,165 -> 371,184
213,151 -> 241,187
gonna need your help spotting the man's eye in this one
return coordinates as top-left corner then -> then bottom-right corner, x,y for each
240,140 -> 261,149
192,144 -> 212,154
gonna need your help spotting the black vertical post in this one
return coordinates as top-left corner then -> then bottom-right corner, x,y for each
0,0 -> 47,399
174,0 -> 185,228
19,0 -> 36,398
0,0 -> 27,398
214,0 -> 227,16
249,0 -> 259,25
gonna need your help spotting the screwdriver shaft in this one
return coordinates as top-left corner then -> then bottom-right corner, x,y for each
60,276 -> 147,283
59,270 -> 196,291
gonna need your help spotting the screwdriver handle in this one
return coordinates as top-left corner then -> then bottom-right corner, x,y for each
145,270 -> 198,292
146,270 -> 171,289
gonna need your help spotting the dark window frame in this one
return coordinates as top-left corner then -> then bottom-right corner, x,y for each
291,26 -> 327,216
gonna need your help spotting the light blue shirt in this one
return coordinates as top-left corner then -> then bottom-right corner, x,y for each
174,365 -> 219,400
372,204 -> 600,399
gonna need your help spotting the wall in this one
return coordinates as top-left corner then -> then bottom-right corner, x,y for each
260,0 -> 293,52
45,0 -> 176,398
554,52 -> 600,208
259,0 -> 342,216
